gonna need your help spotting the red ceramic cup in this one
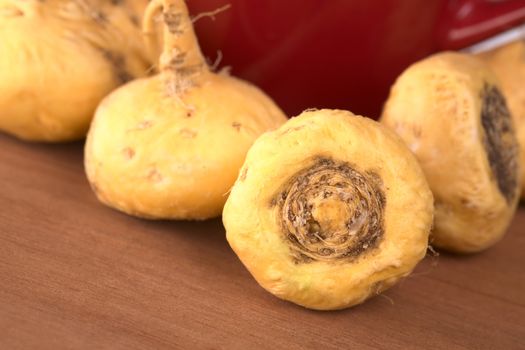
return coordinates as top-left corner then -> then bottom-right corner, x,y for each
188,0 -> 525,118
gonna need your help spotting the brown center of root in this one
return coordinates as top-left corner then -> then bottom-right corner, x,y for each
273,157 -> 386,264
480,84 -> 519,203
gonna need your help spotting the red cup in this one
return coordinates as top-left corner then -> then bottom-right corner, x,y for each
188,0 -> 525,118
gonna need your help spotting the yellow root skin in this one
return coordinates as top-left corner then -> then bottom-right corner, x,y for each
223,109 -> 433,310
481,41 -> 525,200
85,72 -> 286,220
0,0 -> 152,142
381,52 -> 521,253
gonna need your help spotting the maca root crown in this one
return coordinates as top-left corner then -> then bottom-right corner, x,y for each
479,40 -> 525,200
480,84 -> 519,203
273,157 -> 385,264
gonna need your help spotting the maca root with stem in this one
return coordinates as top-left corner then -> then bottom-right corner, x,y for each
0,0 -> 153,141
84,0 -> 287,220
223,109 -> 434,310
381,52 -> 521,253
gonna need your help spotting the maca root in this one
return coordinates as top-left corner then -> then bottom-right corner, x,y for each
223,109 -> 434,310
380,52 -> 521,253
84,0 -> 286,220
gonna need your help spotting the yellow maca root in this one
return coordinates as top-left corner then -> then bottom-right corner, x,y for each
223,109 -> 433,310
84,0 -> 287,220
480,40 -> 525,200
381,52 -> 521,253
0,0 -> 153,141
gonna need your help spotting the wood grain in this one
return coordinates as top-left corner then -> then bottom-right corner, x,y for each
0,133 -> 523,350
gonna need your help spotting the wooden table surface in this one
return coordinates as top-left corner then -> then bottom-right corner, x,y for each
0,133 -> 524,350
